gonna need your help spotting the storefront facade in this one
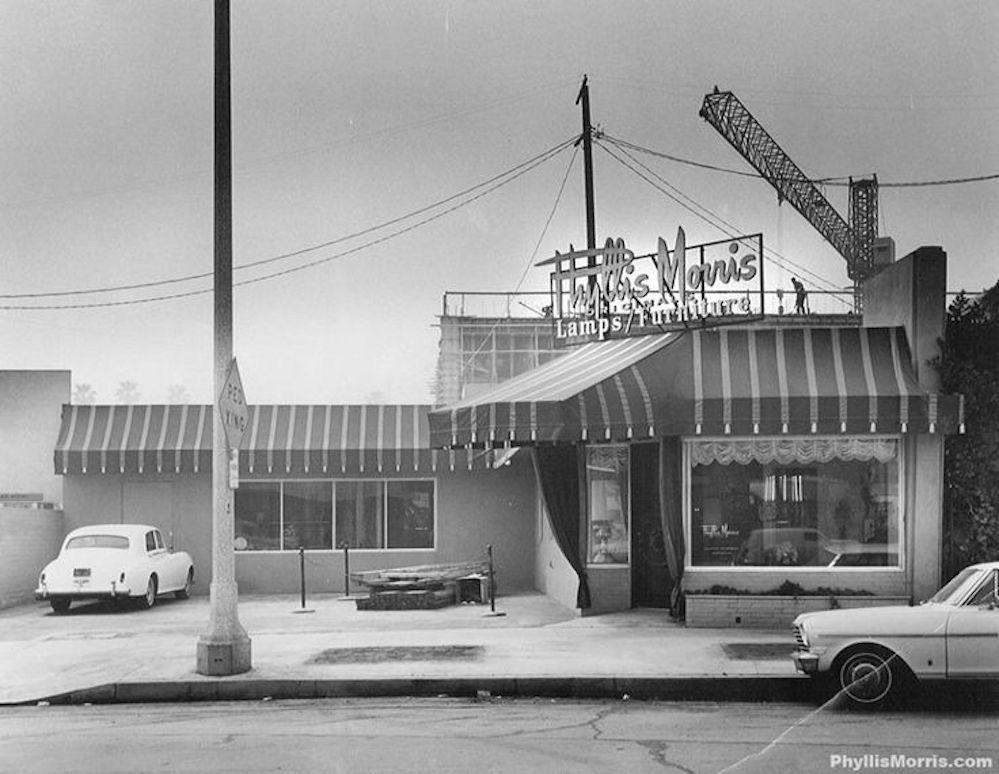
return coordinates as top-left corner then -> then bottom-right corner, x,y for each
53,404 -> 538,594
429,241 -> 964,620
38,238 -> 963,626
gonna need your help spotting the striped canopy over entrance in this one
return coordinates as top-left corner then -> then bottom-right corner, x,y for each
429,326 -> 964,447
56,404 -> 485,476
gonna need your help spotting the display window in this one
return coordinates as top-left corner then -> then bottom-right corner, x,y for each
586,444 -> 630,565
687,438 -> 901,569
235,478 -> 435,551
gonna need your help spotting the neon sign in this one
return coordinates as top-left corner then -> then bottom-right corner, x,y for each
538,227 -> 764,345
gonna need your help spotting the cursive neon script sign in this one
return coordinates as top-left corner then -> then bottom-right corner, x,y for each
539,227 -> 764,344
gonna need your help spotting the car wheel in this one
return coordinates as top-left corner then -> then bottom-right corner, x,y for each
175,568 -> 194,600
50,599 -> 71,614
138,575 -> 157,609
836,646 -> 900,706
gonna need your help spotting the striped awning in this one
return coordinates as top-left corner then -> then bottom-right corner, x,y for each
55,404 -> 486,476
429,326 -> 965,447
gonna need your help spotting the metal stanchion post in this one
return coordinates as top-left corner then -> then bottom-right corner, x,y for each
293,546 -> 314,614
482,544 -> 505,618
336,541 -> 358,603
343,543 -> 350,597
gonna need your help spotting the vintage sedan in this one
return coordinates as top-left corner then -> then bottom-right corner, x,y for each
35,524 -> 194,613
792,562 -> 999,704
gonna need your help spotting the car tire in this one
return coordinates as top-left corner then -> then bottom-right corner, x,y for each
138,575 -> 157,609
175,568 -> 194,600
835,645 -> 904,706
50,599 -> 71,614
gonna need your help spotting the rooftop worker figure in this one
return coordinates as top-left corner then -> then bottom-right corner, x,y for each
791,277 -> 809,315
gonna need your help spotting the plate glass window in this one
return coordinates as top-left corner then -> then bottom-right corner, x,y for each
234,482 -> 281,550
387,481 -> 435,549
688,438 -> 901,568
586,445 -> 630,565
283,481 -> 333,550
335,481 -> 384,549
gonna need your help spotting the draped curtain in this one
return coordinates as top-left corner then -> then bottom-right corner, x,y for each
533,444 -> 591,609
690,437 -> 898,467
659,437 -> 685,619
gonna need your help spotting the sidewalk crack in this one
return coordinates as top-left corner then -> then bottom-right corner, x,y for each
635,740 -> 695,773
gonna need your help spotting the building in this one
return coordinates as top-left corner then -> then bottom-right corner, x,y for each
429,241 -> 963,624
1,238 -> 964,627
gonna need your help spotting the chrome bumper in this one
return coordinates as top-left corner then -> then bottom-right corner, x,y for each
35,585 -> 132,600
792,651 -> 820,674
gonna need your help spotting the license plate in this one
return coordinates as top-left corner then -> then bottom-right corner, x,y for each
73,568 -> 91,577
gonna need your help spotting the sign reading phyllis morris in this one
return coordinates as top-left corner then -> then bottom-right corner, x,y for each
538,227 -> 765,345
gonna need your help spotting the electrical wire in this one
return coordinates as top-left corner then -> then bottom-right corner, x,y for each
2,77 -> 582,213
1,136 -> 577,303
602,140 -> 848,298
2,140 -> 575,311
602,133 -> 999,187
457,145 -> 580,379
597,138 -> 849,300
598,137 -> 859,295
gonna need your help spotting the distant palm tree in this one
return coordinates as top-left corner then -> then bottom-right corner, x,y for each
166,384 -> 191,403
72,383 -> 97,404
115,381 -> 141,404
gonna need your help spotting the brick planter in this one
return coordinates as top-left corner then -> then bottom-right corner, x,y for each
685,594 -> 911,629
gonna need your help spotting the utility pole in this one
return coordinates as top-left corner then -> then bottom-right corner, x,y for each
576,75 -> 596,253
197,0 -> 251,676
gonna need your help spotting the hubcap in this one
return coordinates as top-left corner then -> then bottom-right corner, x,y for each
842,654 -> 891,703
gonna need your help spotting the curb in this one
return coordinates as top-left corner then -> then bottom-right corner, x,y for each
19,676 -> 818,707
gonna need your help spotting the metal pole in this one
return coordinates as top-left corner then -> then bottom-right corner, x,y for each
481,544 -> 504,617
488,544 -> 495,613
299,547 -> 306,609
343,543 -> 351,597
197,0 -> 251,674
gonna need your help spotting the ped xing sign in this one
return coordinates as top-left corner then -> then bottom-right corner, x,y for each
218,358 -> 248,488
538,227 -> 765,346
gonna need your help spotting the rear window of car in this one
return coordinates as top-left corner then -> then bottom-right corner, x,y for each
66,535 -> 130,550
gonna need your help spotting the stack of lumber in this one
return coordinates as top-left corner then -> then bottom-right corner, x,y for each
351,560 -> 490,611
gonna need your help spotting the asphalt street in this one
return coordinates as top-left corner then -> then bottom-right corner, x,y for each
1,697 -> 997,774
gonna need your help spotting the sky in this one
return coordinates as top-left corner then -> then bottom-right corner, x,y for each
2,0 -> 997,406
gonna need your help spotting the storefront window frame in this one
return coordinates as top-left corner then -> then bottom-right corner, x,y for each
584,443 -> 631,567
234,477 -> 438,553
682,435 -> 906,573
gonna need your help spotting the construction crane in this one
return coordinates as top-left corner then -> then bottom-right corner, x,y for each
699,88 -> 879,312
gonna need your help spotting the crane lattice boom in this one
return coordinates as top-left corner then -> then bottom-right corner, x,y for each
699,89 -> 876,284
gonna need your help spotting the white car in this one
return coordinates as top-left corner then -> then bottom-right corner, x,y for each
35,524 -> 194,613
792,562 -> 999,704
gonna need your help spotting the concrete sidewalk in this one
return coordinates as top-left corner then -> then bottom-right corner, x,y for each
0,592 -> 814,706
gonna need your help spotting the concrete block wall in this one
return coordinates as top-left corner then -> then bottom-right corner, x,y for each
0,506 -> 64,608
686,594 -> 910,628
0,370 -> 70,505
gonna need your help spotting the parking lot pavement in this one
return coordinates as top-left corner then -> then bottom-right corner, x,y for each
0,592 -> 802,705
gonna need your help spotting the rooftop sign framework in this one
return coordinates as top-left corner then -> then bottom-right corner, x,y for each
538,227 -> 765,346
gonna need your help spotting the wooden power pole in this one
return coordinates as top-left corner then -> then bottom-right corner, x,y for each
576,75 -> 596,253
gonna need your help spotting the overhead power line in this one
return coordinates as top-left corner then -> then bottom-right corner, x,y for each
596,138 -> 848,299
2,138 -> 576,311
602,133 -> 999,188
2,136 -> 577,304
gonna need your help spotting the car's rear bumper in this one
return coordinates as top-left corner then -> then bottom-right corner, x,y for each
792,651 -> 821,674
35,586 -> 133,601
